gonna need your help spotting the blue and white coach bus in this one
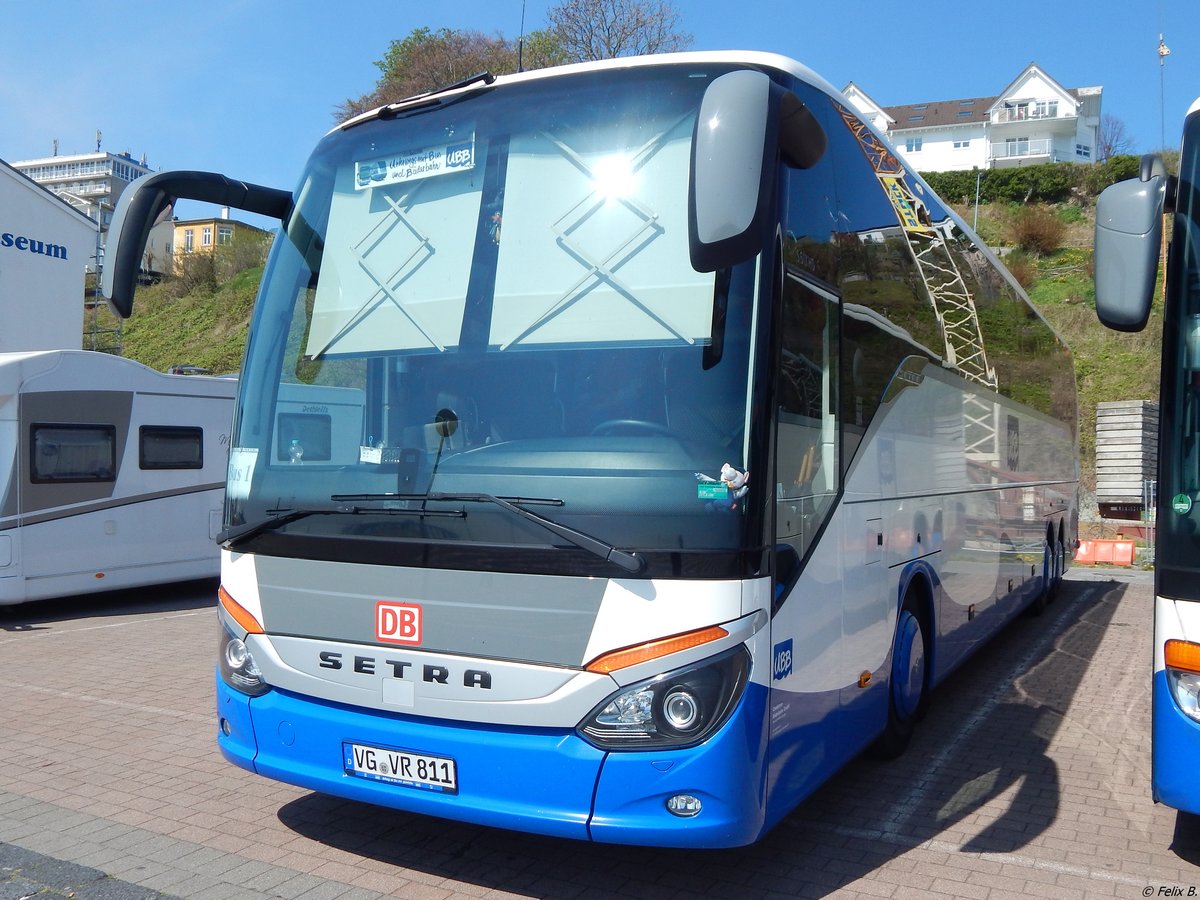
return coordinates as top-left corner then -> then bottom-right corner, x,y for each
103,52 -> 1078,847
1094,95 -> 1200,816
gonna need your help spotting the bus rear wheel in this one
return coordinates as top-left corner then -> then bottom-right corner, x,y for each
873,594 -> 928,759
1029,538 -> 1056,617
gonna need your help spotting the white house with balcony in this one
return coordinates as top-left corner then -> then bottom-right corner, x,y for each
844,63 -> 1102,172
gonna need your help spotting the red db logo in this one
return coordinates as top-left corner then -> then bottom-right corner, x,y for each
376,602 -> 422,645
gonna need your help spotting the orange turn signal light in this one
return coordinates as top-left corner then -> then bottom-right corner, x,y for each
1165,639 -> 1200,675
585,625 -> 728,674
218,585 -> 264,635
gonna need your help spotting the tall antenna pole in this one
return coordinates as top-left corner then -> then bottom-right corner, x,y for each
518,0 -> 527,72
1158,32 -> 1171,150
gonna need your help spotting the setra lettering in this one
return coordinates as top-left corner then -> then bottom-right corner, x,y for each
315,649 -> 491,689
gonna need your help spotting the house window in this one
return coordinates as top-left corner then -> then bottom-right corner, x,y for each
953,139 -> 970,149
1076,143 -> 1092,159
202,227 -> 213,247
30,424 -> 116,483
1006,137 -> 1030,157
184,229 -> 194,252
140,426 -> 204,470
959,99 -> 975,106
1034,100 -> 1058,119
905,137 -> 923,152
908,115 -> 925,122
218,225 -> 233,245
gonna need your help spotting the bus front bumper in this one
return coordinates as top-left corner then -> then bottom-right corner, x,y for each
1153,669 -> 1200,815
216,675 -> 768,848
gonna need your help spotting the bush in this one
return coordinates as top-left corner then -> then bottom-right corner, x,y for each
922,162 -> 1084,207
986,164 -> 1080,204
1080,154 -> 1141,197
921,170 -> 981,205
162,233 -> 272,300
1006,205 -> 1067,256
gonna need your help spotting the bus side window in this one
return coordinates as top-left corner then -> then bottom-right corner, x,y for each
776,274 -> 839,557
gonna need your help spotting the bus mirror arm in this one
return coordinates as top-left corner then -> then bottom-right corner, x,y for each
102,170 -> 292,318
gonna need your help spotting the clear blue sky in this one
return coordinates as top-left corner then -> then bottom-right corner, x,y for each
1,0 -> 1195,219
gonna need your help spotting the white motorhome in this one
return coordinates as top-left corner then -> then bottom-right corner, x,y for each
0,350 -> 235,604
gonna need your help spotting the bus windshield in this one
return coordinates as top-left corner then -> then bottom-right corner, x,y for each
1159,108 -> 1200,598
227,64 -> 760,569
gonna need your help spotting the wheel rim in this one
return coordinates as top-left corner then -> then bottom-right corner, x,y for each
892,610 -> 926,720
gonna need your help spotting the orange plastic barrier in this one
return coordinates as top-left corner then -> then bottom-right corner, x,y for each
1074,539 -> 1136,566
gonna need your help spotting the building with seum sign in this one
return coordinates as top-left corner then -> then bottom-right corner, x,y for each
0,160 -> 94,352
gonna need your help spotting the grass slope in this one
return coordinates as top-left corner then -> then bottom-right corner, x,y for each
116,266 -> 262,375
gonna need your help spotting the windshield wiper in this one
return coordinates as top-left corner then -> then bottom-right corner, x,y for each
344,72 -> 497,130
217,504 -> 466,548
335,491 -> 646,574
217,508 -> 346,547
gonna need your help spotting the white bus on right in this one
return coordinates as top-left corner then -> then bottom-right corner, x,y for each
1095,95 -> 1200,814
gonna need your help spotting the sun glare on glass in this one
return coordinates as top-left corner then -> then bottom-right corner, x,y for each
591,155 -> 638,201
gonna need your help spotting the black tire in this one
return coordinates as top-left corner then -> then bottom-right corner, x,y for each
1028,539 -> 1054,617
872,592 -> 929,759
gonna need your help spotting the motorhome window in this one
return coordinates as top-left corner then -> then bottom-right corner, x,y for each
30,424 -> 116,483
140,426 -> 204,469
276,413 -> 332,462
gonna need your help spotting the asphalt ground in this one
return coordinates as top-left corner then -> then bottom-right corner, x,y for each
0,567 -> 1196,899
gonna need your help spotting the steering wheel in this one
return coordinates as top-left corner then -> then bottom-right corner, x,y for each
590,419 -> 677,437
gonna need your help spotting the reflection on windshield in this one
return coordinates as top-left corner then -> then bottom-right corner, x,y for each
230,65 -> 758,559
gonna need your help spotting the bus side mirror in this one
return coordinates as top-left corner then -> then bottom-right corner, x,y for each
1094,154 -> 1171,333
102,170 -> 292,318
689,71 -> 826,273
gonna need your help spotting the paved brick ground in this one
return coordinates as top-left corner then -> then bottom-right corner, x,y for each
0,569 -> 1196,899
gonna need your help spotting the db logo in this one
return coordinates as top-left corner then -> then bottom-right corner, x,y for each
376,601 -> 422,645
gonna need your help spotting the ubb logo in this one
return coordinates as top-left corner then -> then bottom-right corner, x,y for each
445,143 -> 473,168
772,639 -> 793,681
376,601 -> 422,645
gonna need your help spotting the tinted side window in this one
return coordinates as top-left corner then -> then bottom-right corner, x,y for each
140,426 -> 204,469
781,88 -> 943,468
824,101 -> 944,361
31,424 -> 116,483
988,276 -> 1076,426
775,274 -> 839,563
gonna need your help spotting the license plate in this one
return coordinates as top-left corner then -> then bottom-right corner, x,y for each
343,741 -> 458,794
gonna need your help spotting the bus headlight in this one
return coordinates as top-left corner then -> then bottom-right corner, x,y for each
218,624 -> 269,697
1167,670 -> 1200,723
1165,640 -> 1200,724
578,647 -> 749,749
